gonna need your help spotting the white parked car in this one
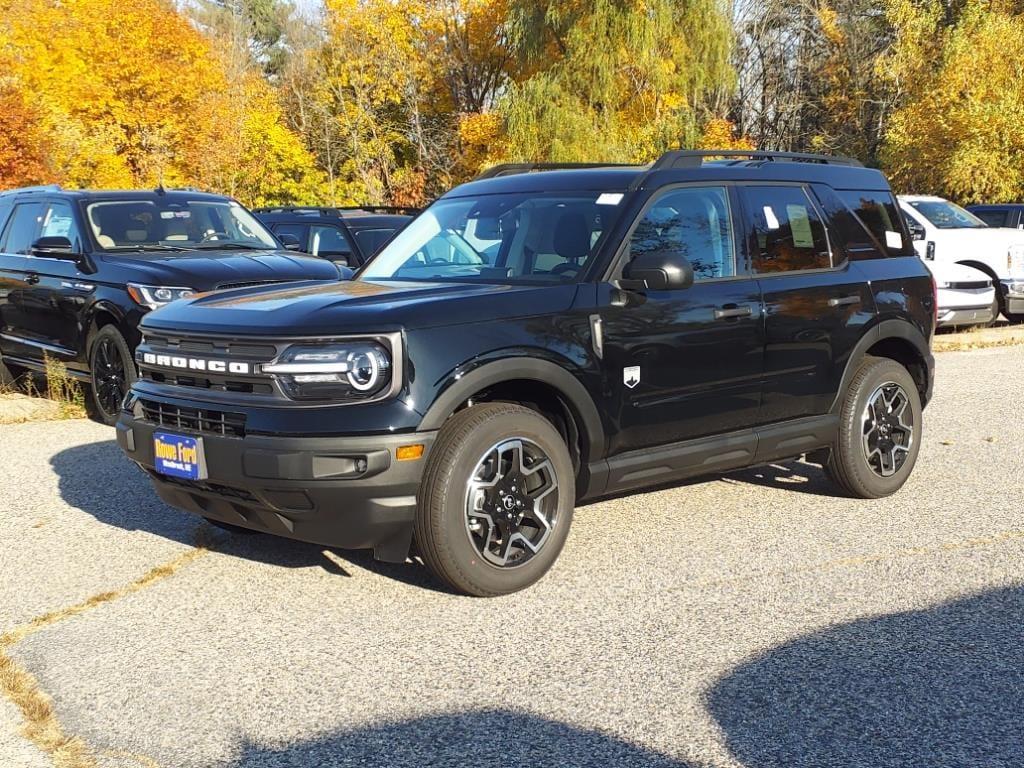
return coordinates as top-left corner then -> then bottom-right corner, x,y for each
924,260 -> 997,328
899,194 -> 1024,321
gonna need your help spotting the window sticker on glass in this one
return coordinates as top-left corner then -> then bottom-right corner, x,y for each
786,204 -> 814,247
885,230 -> 903,249
160,211 -> 192,219
596,193 -> 624,206
763,206 -> 780,230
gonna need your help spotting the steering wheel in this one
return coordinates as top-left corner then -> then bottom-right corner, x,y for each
199,231 -> 230,244
426,258 -> 452,266
551,261 -> 582,277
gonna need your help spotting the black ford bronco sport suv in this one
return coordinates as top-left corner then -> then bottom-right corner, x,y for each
116,151 -> 936,596
0,186 -> 340,424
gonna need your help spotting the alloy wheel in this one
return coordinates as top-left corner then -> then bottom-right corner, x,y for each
861,382 -> 914,478
93,337 -> 127,419
464,438 -> 560,568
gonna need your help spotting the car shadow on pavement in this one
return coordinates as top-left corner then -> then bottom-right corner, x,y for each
225,709 -> 688,767
50,439 -> 445,591
706,585 -> 1024,768
719,460 -> 840,497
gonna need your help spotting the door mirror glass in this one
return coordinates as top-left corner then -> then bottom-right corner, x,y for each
623,250 -> 695,291
31,236 -> 77,258
277,232 -> 302,250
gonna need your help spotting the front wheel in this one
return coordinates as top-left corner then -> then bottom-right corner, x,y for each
827,356 -> 923,499
415,403 -> 575,597
87,326 -> 136,426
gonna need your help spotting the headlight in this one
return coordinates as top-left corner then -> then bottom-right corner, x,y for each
262,340 -> 394,401
127,283 -> 196,310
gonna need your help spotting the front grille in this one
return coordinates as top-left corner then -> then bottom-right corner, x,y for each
215,279 -> 293,291
142,333 -> 278,359
139,398 -> 246,437
947,280 -> 991,290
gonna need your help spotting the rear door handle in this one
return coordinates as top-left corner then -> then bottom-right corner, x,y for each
25,272 -> 40,285
828,295 -> 860,307
714,305 -> 754,320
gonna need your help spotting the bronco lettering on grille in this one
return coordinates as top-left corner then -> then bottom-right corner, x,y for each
142,352 -> 251,375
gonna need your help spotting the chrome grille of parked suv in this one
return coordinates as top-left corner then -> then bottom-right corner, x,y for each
138,398 -> 246,437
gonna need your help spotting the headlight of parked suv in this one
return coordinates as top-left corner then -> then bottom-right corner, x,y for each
262,339 -> 395,401
127,283 -> 196,310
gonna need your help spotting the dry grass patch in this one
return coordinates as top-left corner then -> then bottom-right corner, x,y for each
0,356 -> 86,424
934,323 -> 1024,352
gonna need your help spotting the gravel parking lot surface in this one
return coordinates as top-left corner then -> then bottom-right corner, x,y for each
2,347 -> 1022,768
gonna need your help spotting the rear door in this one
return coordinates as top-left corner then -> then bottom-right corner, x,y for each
0,201 -> 44,363
739,184 -> 875,423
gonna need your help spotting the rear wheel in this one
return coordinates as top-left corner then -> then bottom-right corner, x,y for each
87,326 -> 136,426
827,356 -> 923,499
415,403 -> 575,597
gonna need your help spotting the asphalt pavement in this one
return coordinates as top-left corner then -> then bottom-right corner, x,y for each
1,346 -> 1022,768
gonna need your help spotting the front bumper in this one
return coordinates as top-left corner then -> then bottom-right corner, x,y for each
1001,279 -> 1024,314
117,415 -> 435,562
937,303 -> 996,328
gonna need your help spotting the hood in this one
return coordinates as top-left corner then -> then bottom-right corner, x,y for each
926,226 -> 1024,252
923,259 -> 992,283
97,249 -> 340,289
141,279 -> 579,336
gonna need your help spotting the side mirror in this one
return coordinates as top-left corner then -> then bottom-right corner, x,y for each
31,236 -> 78,259
622,250 -> 694,291
905,219 -> 926,241
277,233 -> 302,251
336,265 -> 355,280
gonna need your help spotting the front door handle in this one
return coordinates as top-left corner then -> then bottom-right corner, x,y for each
25,272 -> 40,285
714,304 -> 753,320
828,295 -> 860,307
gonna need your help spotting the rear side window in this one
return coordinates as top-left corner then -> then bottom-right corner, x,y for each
838,191 -> 906,255
628,186 -> 736,281
0,202 -> 43,255
740,186 -> 831,273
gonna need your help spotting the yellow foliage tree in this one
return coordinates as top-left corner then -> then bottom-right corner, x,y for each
0,0 -> 322,204
879,0 -> 1024,202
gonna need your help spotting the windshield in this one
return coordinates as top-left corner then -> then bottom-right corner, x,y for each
359,192 -> 624,283
907,200 -> 987,229
86,199 -> 279,251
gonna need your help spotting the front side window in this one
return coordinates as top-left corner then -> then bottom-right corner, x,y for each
86,199 -> 278,252
310,225 -> 354,258
627,186 -> 735,281
352,227 -> 398,258
972,209 -> 1011,228
1,203 -> 42,255
40,202 -> 82,251
907,199 -> 986,229
742,186 -> 831,273
361,192 -> 624,284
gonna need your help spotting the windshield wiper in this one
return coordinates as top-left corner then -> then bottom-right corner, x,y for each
107,244 -> 190,252
191,242 -> 271,250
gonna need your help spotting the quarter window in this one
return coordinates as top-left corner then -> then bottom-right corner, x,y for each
741,186 -> 831,273
838,190 -> 906,255
627,186 -> 736,281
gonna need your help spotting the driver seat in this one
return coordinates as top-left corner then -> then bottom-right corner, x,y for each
551,211 -> 592,275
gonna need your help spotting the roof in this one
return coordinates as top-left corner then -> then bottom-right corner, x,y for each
0,186 -> 233,203
444,159 -> 890,199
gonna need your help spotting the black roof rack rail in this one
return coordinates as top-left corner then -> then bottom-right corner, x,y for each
650,150 -> 863,170
253,205 -> 419,217
474,162 -> 636,180
0,184 -> 63,196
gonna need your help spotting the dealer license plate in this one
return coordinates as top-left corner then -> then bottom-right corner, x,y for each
153,432 -> 207,480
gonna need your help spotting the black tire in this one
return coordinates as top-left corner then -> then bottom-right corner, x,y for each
86,325 -> 136,426
415,403 -> 575,597
827,356 -> 923,499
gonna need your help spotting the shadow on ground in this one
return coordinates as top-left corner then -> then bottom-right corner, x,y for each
49,439 -> 439,590
217,587 -> 1024,767
225,710 -> 687,768
707,585 -> 1024,768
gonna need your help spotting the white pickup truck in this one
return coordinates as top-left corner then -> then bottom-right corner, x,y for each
898,195 -> 1024,321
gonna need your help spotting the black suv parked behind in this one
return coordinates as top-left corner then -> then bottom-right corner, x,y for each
0,186 -> 340,424
116,151 -> 936,596
255,206 -> 416,268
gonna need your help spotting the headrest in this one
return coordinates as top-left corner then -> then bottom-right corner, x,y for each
553,211 -> 591,261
